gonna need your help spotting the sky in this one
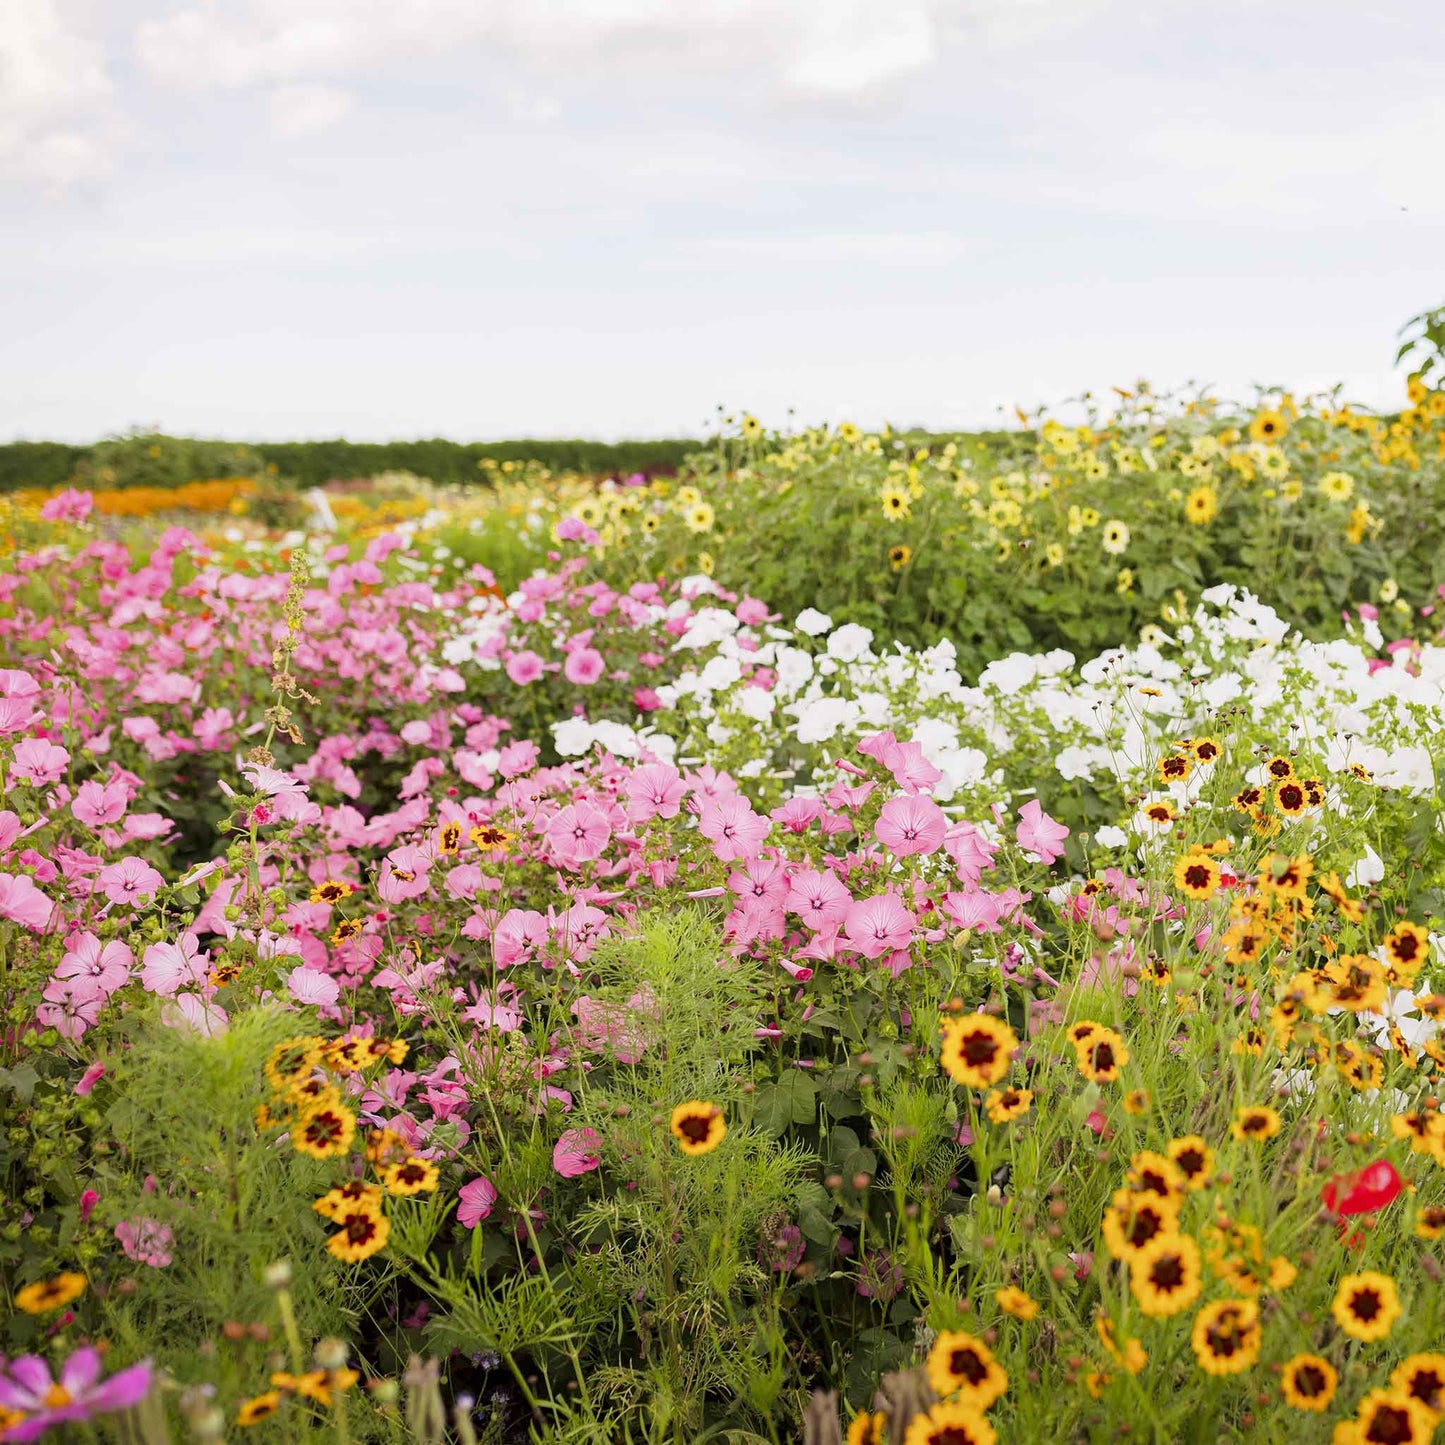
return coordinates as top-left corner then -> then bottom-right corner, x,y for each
1,0 -> 1443,443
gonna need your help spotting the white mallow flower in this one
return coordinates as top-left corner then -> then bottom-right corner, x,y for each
1054,744 -> 1099,782
932,747 -> 988,800
705,719 -> 734,745
1346,844 -> 1385,889
793,696 -> 856,743
674,606 -> 739,650
1094,825 -> 1129,849
735,686 -> 775,722
553,717 -> 594,756
978,652 -> 1038,696
773,646 -> 815,694
698,655 -> 743,693
855,692 -> 892,726
1377,746 -> 1434,794
795,608 -> 833,636
827,623 -> 874,662
590,720 -> 641,758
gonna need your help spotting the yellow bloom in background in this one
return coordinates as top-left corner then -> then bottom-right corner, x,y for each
1230,1105 -> 1281,1143
1184,484 -> 1218,525
1319,470 -> 1355,502
1249,409 -> 1289,443
1116,567 -> 1135,595
1101,519 -> 1130,554
924,1330 -> 1008,1409
1130,1232 -> 1203,1317
880,485 -> 911,521
1391,1353 -> 1445,1418
1044,541 -> 1064,567
847,1411 -> 888,1445
1279,1353 -> 1337,1412
888,544 -> 912,571
670,1100 -> 726,1155
1346,1390 -> 1434,1445
697,551 -> 715,576
382,1156 -> 441,1195
1190,1298 -> 1261,1375
903,1402 -> 996,1445
291,1103 -> 356,1159
1075,1027 -> 1129,1083
995,1286 -> 1038,1320
326,1206 -> 390,1263
983,1086 -> 1032,1123
684,502 -> 715,534
1166,1135 -> 1214,1190
1332,1271 -> 1402,1342
236,1392 -> 283,1427
15,1271 -> 87,1314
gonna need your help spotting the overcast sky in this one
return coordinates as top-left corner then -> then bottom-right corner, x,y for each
2,0 -> 1442,442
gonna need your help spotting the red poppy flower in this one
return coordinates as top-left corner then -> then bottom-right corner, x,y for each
1322,1159 -> 1403,1216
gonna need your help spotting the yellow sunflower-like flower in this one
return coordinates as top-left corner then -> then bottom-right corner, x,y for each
1130,1232 -> 1203,1317
940,1016 -> 1019,1090
1230,1105 -> 1281,1143
669,1100 -> 726,1155
1190,1298 -> 1261,1375
1075,1028 -> 1129,1084
1279,1353 -> 1337,1411
14,1271 -> 87,1315
236,1392 -> 284,1427
995,1286 -> 1038,1320
291,1103 -> 356,1160
923,1330 -> 1008,1410
983,1086 -> 1032,1124
382,1156 -> 441,1196
1391,1353 -> 1445,1419
1184,484 -> 1218,524
1332,1271 -> 1402,1342
902,1401 -> 996,1445
326,1205 -> 391,1263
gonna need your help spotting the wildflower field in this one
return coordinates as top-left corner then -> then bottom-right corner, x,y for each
7,347 -> 1445,1444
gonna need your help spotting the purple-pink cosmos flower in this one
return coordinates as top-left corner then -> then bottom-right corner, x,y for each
841,893 -> 915,960
457,1176 -> 498,1227
1015,799 -> 1069,866
697,795 -> 769,862
874,794 -> 947,857
0,1348 -> 151,1440
552,1128 -> 602,1178
115,1217 -> 174,1268
39,487 -> 94,524
286,965 -> 341,1007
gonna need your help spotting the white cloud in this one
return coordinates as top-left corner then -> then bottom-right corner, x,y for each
0,0 -> 116,191
267,83 -> 352,136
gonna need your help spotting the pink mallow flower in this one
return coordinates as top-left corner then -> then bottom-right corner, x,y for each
552,1128 -> 603,1178
11,738 -> 70,788
0,872 -> 57,931
505,650 -> 545,686
71,777 -> 129,828
56,933 -> 133,994
1015,799 -> 1069,866
563,647 -> 605,685
697,795 -> 769,862
457,1176 -> 498,1228
544,802 -> 612,868
841,893 -> 916,960
874,794 -> 947,857
97,857 -> 164,909
140,933 -> 207,996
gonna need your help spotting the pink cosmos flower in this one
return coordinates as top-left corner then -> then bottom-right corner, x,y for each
841,893 -> 915,960
56,933 -> 133,994
874,794 -> 947,857
563,647 -> 605,685
0,1347 -> 151,1437
505,650 -> 545,686
544,802 -> 612,868
286,965 -> 341,1007
0,872 -> 57,931
11,738 -> 70,787
115,1217 -> 174,1268
786,868 -> 853,932
1015,799 -> 1069,866
97,857 -> 164,908
553,1128 -> 602,1178
697,795 -> 769,862
457,1176 -> 498,1227
39,487 -> 94,523
140,933 -> 207,996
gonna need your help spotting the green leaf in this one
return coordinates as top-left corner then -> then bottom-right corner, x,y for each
752,1074 -> 817,1136
0,1063 -> 38,1104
